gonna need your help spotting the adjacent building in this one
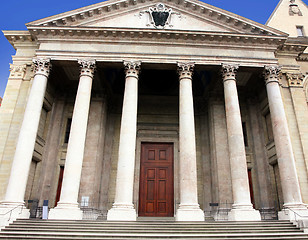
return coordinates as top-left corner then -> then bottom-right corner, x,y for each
0,0 -> 307,224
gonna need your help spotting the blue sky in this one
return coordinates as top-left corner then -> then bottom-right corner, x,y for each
0,0 -> 307,98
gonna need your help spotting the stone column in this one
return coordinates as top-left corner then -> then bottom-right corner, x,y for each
107,61 -> 141,221
49,60 -> 96,220
176,62 -> 204,221
222,64 -> 261,221
264,66 -> 308,220
0,58 -> 51,223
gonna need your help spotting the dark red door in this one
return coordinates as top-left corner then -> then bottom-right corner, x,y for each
55,166 -> 64,207
139,143 -> 174,217
248,169 -> 255,208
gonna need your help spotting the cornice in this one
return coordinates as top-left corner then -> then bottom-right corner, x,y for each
276,40 -> 308,58
26,0 -> 286,37
297,53 -> 308,61
25,26 -> 287,47
2,31 -> 37,50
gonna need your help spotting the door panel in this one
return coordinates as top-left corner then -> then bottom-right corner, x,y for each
139,143 -> 174,217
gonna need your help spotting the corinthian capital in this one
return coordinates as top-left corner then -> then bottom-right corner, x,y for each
78,59 -> 96,78
221,64 -> 239,82
263,65 -> 281,85
9,64 -> 27,79
177,62 -> 194,80
286,73 -> 305,87
124,61 -> 141,79
32,58 -> 52,77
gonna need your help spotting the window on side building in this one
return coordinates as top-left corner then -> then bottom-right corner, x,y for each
296,26 -> 304,36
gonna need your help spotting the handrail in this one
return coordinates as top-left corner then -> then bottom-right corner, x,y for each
0,204 -> 24,223
283,206 -> 308,221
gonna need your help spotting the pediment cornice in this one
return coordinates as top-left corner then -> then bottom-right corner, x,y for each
25,25 -> 287,48
26,0 -> 287,37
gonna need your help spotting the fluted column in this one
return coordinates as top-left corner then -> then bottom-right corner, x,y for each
176,62 -> 204,221
0,59 -> 51,224
49,60 -> 96,220
264,66 -> 308,220
222,64 -> 260,221
107,61 -> 141,221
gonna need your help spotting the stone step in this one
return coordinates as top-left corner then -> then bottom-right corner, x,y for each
9,222 -> 297,228
1,219 -> 307,240
4,223 -> 300,229
12,219 -> 294,226
15,219 -> 291,223
2,227 -> 302,233
137,217 -> 176,221
0,231 -> 308,239
5,225 -> 300,231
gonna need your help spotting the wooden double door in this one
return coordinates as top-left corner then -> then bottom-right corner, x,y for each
138,143 -> 174,217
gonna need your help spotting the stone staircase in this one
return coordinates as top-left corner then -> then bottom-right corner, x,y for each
0,219 -> 308,239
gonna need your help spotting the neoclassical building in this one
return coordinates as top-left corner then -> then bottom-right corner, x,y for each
0,0 -> 308,224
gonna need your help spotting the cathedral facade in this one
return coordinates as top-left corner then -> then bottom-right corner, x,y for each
0,0 -> 308,225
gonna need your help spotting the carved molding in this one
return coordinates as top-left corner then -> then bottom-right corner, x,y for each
286,73 -> 305,87
78,59 -> 96,78
221,64 -> 239,81
9,64 -> 27,79
177,62 -> 195,80
124,61 -> 141,79
263,65 -> 281,85
32,58 -> 52,77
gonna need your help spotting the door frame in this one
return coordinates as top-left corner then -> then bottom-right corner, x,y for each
134,127 -> 179,217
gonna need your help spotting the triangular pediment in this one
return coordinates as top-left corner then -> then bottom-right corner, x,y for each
267,0 -> 308,37
27,0 -> 286,36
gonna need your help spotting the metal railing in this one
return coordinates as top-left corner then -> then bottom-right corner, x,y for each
259,208 -> 278,220
0,204 -> 24,223
205,203 -> 280,221
78,202 -> 105,220
282,207 -> 308,222
204,202 -> 232,221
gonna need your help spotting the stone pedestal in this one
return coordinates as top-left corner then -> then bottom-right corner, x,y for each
107,61 -> 141,221
175,63 -> 204,222
264,66 -> 308,221
49,60 -> 96,220
222,64 -> 261,221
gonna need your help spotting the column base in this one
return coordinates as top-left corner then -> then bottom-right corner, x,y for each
228,204 -> 261,221
48,203 -> 83,220
176,204 -> 204,221
278,203 -> 308,221
0,202 -> 30,229
107,203 -> 136,221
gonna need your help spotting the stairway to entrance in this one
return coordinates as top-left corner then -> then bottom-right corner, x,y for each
0,219 -> 308,239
